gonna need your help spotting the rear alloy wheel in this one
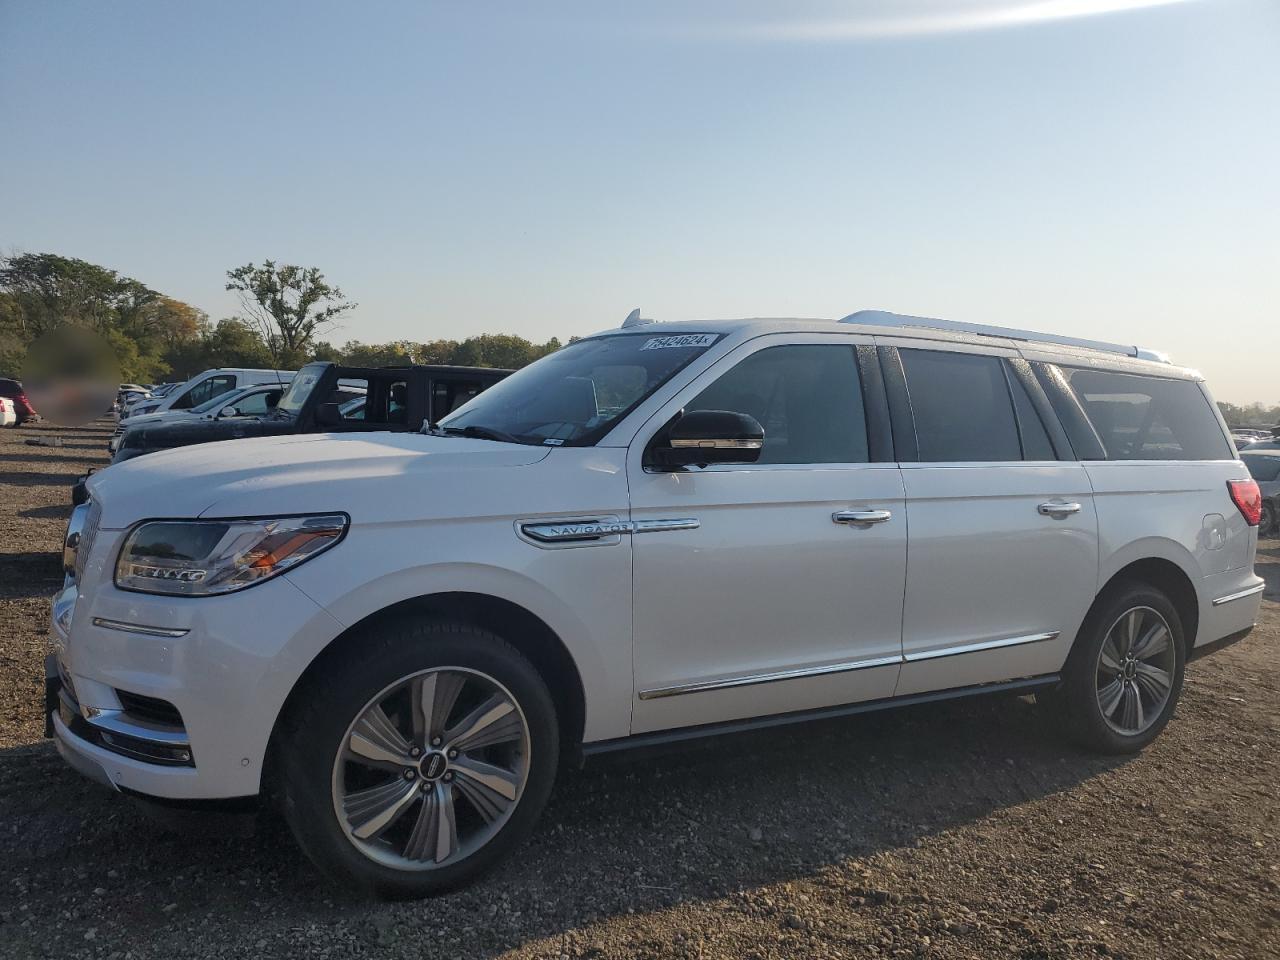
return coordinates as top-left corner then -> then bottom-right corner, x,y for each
1059,583 -> 1185,754
276,622 -> 558,898
1093,606 -> 1176,737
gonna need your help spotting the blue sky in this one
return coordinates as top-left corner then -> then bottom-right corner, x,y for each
2,0 -> 1277,402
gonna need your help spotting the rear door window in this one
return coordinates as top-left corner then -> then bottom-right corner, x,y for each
1064,369 -> 1232,461
899,349 -> 1022,462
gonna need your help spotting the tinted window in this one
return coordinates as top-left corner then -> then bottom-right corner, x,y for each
1244,456 -> 1280,482
230,390 -> 279,416
685,345 -> 868,464
176,374 -> 236,410
1007,370 -> 1055,460
1065,369 -> 1232,461
900,350 -> 1021,462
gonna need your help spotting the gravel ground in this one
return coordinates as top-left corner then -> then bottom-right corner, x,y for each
1,420 -> 1277,960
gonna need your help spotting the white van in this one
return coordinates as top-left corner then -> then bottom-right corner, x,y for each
121,368 -> 293,420
52,311 -> 1263,898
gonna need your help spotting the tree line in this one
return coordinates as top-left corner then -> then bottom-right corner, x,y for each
0,252 -> 564,383
1217,401 -> 1280,431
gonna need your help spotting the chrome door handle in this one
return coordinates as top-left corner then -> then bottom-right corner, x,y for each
833,509 -> 892,526
1038,500 -> 1082,518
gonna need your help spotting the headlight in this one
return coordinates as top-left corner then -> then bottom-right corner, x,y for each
115,514 -> 348,597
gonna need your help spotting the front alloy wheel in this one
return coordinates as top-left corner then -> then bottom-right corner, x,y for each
334,668 -> 530,870
276,621 -> 559,899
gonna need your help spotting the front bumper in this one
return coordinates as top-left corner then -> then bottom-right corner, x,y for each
48,560 -> 342,801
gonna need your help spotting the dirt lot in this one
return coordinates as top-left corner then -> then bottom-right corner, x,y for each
1,420 -> 1277,960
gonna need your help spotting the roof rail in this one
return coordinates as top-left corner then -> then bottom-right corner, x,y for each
839,310 -> 1170,364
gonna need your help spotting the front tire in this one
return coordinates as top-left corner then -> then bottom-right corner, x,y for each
1058,583 -> 1186,754
274,620 -> 559,899
1261,501 -> 1275,536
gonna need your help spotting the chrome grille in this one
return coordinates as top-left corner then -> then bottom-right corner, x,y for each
75,501 -> 101,582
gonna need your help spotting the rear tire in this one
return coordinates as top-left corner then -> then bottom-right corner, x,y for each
1058,582 -> 1185,754
273,619 -> 559,899
1261,501 -> 1275,536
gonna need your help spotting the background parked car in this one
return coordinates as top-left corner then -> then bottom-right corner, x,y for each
1241,451 -> 1280,534
121,368 -> 293,420
0,378 -> 37,423
108,380 -> 293,453
0,396 -> 15,427
107,361 -> 507,467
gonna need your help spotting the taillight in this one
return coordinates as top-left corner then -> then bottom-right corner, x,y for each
1227,479 -> 1263,526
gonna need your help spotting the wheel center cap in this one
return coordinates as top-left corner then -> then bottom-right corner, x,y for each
1123,659 -> 1138,681
419,751 -> 448,781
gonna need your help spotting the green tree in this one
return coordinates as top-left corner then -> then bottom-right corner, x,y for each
226,261 -> 356,368
449,333 -> 560,369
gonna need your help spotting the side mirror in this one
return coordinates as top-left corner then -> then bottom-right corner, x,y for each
651,409 -> 764,469
219,406 -> 238,418
316,402 -> 342,427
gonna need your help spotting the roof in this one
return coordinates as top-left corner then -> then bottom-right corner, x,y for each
591,309 -> 1194,379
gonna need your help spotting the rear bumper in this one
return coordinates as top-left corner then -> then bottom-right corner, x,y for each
1197,574 -> 1264,653
1188,626 -> 1254,663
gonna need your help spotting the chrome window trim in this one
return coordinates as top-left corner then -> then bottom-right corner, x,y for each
903,631 -> 1059,662
91,617 -> 190,639
638,654 -> 901,700
1211,582 -> 1264,607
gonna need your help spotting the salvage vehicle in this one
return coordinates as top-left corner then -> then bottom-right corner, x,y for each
69,363 -> 506,505
0,378 -> 37,423
120,368 -> 293,420
109,361 -> 506,465
1241,451 -> 1279,534
107,381 -> 295,453
48,311 -> 1263,898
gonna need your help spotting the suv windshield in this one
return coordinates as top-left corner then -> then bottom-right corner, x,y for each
275,363 -> 328,416
439,332 -> 720,445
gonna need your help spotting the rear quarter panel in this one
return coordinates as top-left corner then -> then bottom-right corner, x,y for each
1085,460 -> 1260,648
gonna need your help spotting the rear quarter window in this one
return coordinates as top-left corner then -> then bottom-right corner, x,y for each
1064,368 -> 1232,461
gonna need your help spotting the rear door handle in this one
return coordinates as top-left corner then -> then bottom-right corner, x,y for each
833,509 -> 893,526
1038,500 -> 1082,518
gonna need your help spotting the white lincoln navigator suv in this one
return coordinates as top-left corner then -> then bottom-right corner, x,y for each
50,310 -> 1265,898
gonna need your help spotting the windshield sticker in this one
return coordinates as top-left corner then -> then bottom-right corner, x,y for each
640,334 -> 718,351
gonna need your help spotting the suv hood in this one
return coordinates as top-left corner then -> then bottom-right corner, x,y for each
89,432 -> 552,528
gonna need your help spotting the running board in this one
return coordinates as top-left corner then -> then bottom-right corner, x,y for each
579,674 -> 1059,761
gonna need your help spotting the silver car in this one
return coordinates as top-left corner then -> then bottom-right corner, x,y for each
1242,451 -> 1280,534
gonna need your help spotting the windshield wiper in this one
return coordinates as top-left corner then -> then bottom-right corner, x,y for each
436,424 -> 522,444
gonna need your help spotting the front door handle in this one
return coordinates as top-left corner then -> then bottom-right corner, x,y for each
833,509 -> 893,526
1038,500 -> 1082,518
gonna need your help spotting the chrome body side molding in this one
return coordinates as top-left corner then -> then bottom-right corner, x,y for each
903,631 -> 1059,663
1211,582 -> 1265,607
638,654 -> 900,701
640,631 -> 1060,699
584,674 -> 1061,759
